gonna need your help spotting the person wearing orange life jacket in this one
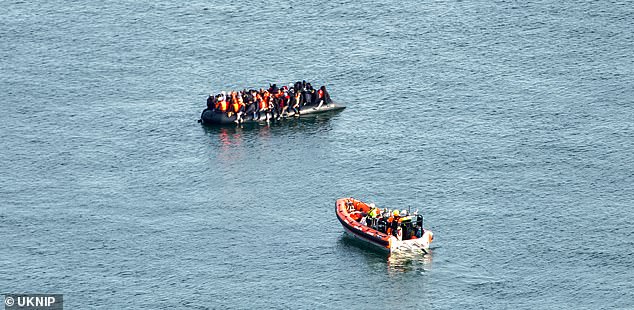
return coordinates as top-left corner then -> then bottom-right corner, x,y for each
258,91 -> 270,121
214,91 -> 228,113
279,86 -> 290,117
254,92 -> 264,120
231,92 -> 245,123
227,91 -> 238,118
387,209 -> 400,237
215,98 -> 228,113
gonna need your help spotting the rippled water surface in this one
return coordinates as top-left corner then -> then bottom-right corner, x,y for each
2,0 -> 633,309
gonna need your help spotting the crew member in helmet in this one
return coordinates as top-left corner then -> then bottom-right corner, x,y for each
366,203 -> 380,229
389,210 -> 400,237
387,209 -> 399,235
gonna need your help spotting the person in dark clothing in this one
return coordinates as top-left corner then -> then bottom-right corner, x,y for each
321,86 -> 332,104
274,89 -> 285,120
306,83 -> 317,105
390,217 -> 399,237
269,83 -> 278,94
245,99 -> 257,120
316,85 -> 332,109
303,89 -> 313,106
207,94 -> 216,110
306,87 -> 319,105
299,81 -> 310,106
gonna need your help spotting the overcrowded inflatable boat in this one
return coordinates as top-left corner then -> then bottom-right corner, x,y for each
199,81 -> 345,125
200,101 -> 345,125
336,197 -> 433,253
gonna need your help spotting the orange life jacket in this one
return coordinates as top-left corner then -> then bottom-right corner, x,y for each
258,95 -> 267,110
350,212 -> 362,222
229,94 -> 237,113
216,100 -> 228,112
234,98 -> 244,113
292,93 -> 301,106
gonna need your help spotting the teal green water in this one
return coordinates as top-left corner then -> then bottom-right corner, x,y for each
2,1 -> 633,308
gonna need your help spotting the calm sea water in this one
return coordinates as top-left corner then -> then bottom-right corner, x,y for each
2,0 -> 633,309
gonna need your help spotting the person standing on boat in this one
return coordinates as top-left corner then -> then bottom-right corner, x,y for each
366,203 -> 380,229
387,210 -> 400,237
377,212 -> 388,233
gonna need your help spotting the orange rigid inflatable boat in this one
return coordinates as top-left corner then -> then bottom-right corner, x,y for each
336,197 -> 433,253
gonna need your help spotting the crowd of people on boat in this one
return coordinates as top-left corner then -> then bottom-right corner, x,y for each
206,81 -> 332,123
347,202 -> 425,241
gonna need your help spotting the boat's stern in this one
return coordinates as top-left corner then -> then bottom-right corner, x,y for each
389,230 -> 433,253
